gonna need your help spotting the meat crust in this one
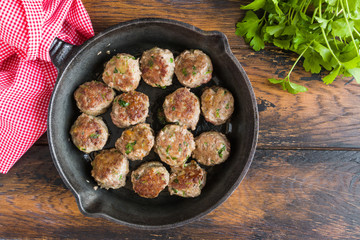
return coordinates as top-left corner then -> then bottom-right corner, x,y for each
74,81 -> 115,116
192,131 -> 230,166
115,123 -> 154,161
110,91 -> 149,128
70,113 -> 109,153
91,148 -> 129,189
102,53 -> 141,92
140,47 -> 175,88
131,161 -> 170,198
174,49 -> 213,88
201,86 -> 234,125
168,160 -> 206,197
163,87 -> 200,130
155,124 -> 195,167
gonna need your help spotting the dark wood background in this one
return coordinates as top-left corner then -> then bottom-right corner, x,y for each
2,0 -> 360,239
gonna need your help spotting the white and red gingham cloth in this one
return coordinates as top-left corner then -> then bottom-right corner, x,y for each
0,0 -> 94,173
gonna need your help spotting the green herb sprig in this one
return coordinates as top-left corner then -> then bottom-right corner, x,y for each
125,141 -> 136,154
236,0 -> 360,93
118,99 -> 129,107
218,145 -> 226,158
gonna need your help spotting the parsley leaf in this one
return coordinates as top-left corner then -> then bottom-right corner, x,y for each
323,65 -> 341,85
218,145 -> 226,158
89,133 -> 99,139
236,11 -> 265,51
118,99 -> 129,107
237,0 -> 360,93
155,84 -> 166,89
347,68 -> 360,84
240,0 -> 266,11
166,145 -> 171,154
182,68 -> 188,76
125,141 -> 136,154
269,78 -> 308,94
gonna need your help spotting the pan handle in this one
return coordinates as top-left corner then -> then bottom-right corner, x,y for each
49,38 -> 77,71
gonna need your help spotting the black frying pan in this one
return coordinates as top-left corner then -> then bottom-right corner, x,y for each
47,18 -> 258,230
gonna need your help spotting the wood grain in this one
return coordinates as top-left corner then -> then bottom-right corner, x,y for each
2,145 -> 360,239
39,48 -> 360,148
237,48 -> 360,149
34,0 -> 360,150
82,0 -> 251,48
3,1 -> 360,239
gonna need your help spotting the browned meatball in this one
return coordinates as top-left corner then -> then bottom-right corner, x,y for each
192,131 -> 230,166
201,86 -> 234,125
102,53 -> 141,92
74,81 -> 115,116
174,49 -> 213,88
69,113 -> 109,153
131,161 -> 170,198
163,87 -> 200,130
91,148 -> 129,190
115,123 -> 155,161
168,160 -> 206,198
110,91 -> 149,128
155,124 -> 195,167
140,47 -> 175,88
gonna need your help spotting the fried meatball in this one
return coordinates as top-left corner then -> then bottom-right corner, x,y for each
70,113 -> 109,153
115,123 -> 155,161
174,49 -> 213,88
140,47 -> 175,88
192,131 -> 230,166
91,148 -> 129,190
74,81 -> 115,116
102,53 -> 141,92
110,91 -> 149,128
163,87 -> 200,130
131,161 -> 170,198
201,86 -> 234,125
155,124 -> 195,167
168,160 -> 206,198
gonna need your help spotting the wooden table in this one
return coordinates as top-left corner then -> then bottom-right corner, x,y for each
2,0 -> 360,239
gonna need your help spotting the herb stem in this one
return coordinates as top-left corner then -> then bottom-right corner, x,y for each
333,36 -> 339,50
340,0 -> 359,56
286,40 -> 313,80
318,0 -> 342,66
299,0 -> 305,12
345,0 -> 350,15
321,30 -> 341,65
259,11 -> 267,24
354,28 -> 360,38
303,0 -> 311,14
311,7 -> 318,24
290,7 -> 296,24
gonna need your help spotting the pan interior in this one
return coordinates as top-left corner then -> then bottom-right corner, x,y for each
48,20 -> 257,228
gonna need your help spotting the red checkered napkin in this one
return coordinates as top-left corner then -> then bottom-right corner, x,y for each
0,0 -> 94,173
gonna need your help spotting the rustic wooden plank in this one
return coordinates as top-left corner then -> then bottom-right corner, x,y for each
36,133 -> 48,145
39,50 -> 360,149
39,47 -> 360,149
4,1 -> 359,240
41,1 -> 353,150
31,0 -> 360,150
2,145 -> 360,239
82,0 -> 250,48
233,48 -> 360,149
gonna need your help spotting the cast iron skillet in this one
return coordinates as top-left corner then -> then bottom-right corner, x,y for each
48,18 -> 258,230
